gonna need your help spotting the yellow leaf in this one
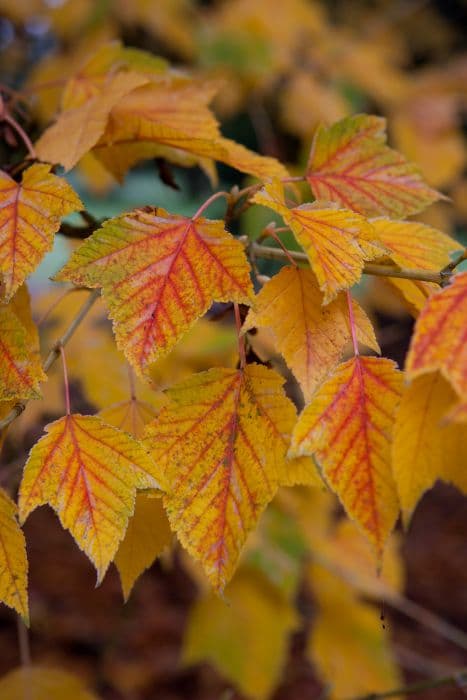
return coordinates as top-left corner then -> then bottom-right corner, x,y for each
36,71 -> 149,171
392,372 -> 467,524
290,357 -> 403,556
243,266 -> 379,401
253,180 -> 384,302
307,114 -> 443,218
371,218 -> 460,271
0,667 -> 99,700
144,364 -> 299,590
182,568 -> 298,700
369,219 -> 460,315
308,564 -> 401,699
114,494 -> 172,601
0,488 -> 28,623
0,292 -> 45,401
406,271 -> 467,398
56,208 -> 253,375
19,414 -> 161,583
0,164 -> 82,300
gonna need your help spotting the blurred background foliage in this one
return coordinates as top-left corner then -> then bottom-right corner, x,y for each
0,1 -> 467,699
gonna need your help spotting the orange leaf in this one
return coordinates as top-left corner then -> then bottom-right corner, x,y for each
306,114 -> 443,218
0,292 -> 45,400
406,271 -> 467,397
253,180 -> 384,302
0,164 -> 82,300
36,71 -> 150,171
290,357 -> 402,555
19,414 -> 162,582
144,364 -> 297,590
243,266 -> 379,400
56,207 -> 253,374
392,372 -> 467,524
0,488 -> 28,622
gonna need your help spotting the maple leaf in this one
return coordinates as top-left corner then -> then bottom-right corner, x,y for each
0,489 -> 28,622
182,568 -> 298,700
392,372 -> 467,524
114,494 -> 172,601
0,164 -> 82,301
306,114 -> 444,218
0,291 -> 45,401
253,180 -> 385,302
0,666 -> 99,700
308,564 -> 401,699
406,271 -> 467,398
290,357 -> 403,555
36,72 -> 150,171
243,266 -> 379,401
19,414 -> 162,582
56,207 -> 253,375
144,364 -> 298,590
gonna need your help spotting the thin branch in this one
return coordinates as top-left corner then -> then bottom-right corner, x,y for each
3,113 -> 36,160
389,593 -> 467,652
440,247 -> 467,285
249,242 -> 447,284
344,667 -> 467,700
0,289 -> 100,431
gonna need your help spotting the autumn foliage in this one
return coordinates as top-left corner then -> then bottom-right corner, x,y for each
0,1 -> 466,699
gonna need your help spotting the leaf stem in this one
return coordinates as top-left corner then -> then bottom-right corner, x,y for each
0,289 -> 100,431
234,303 -> 246,369
3,113 -> 36,160
59,345 -> 71,415
192,191 -> 230,219
346,290 -> 359,356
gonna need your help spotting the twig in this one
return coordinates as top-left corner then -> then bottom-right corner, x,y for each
249,242 -> 447,285
0,289 -> 100,431
389,593 -> 467,652
344,667 -> 467,700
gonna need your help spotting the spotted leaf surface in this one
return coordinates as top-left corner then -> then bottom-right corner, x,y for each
253,180 -> 384,302
55,207 -> 253,374
19,414 -> 161,582
290,357 -> 402,555
306,114 -> 443,218
0,165 -> 82,301
144,365 -> 294,590
243,266 -> 379,401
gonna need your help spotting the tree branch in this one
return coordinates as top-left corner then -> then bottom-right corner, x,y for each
0,289 -> 100,431
344,667 -> 467,700
249,242 -> 448,285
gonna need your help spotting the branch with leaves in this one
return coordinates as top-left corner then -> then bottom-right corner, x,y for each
1,32 -> 467,700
